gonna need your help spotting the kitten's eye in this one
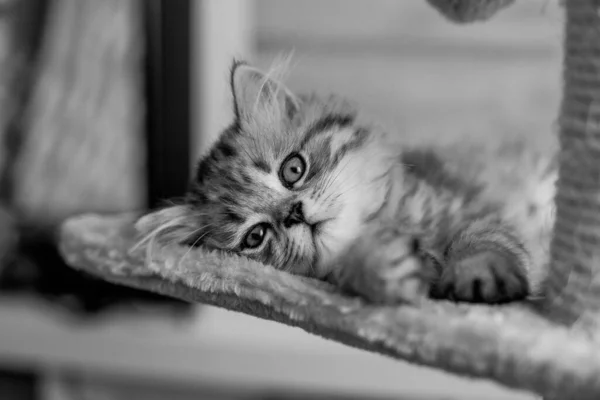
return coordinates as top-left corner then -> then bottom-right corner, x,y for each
243,223 -> 268,249
280,153 -> 306,186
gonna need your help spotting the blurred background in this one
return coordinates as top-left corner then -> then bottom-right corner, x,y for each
0,0 -> 562,399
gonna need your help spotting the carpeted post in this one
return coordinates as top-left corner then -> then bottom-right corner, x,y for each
544,0 -> 600,329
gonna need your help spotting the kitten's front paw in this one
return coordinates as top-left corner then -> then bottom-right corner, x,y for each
431,250 -> 529,303
337,231 -> 434,305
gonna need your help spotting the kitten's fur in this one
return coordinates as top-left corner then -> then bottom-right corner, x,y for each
137,60 -> 555,305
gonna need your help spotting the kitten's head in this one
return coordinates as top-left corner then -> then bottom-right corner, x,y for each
138,60 -> 397,278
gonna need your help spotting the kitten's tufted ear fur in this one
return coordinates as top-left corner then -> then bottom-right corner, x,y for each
230,59 -> 300,124
135,205 -> 202,247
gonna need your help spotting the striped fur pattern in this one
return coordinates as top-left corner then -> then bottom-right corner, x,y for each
137,60 -> 554,305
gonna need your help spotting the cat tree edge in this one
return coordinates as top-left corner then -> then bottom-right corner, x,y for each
58,212 -> 600,400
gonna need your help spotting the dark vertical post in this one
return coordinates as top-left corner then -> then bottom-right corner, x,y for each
0,369 -> 36,400
144,0 -> 192,209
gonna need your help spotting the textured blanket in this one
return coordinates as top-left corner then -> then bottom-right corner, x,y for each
59,213 -> 600,400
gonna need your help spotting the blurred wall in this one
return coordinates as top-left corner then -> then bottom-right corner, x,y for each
192,0 -> 253,162
254,1 -> 563,151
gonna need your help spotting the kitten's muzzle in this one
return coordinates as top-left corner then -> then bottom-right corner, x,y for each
283,201 -> 305,228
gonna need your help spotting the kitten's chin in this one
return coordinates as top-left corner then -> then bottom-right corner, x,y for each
281,222 -> 333,279
288,259 -> 316,277
279,224 -> 319,278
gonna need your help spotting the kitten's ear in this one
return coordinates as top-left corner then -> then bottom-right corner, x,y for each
135,205 -> 201,246
230,60 -> 300,123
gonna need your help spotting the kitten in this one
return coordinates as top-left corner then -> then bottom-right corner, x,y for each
137,60 -> 555,305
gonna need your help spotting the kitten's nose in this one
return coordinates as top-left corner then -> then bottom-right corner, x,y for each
283,201 -> 305,228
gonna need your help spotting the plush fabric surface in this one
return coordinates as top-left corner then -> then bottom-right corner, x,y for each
59,213 -> 600,400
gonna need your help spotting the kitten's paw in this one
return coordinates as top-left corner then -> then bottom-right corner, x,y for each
337,232 -> 433,305
431,250 -> 529,303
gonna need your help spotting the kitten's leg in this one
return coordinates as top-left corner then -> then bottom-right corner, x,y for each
330,223 -> 439,305
430,216 -> 530,303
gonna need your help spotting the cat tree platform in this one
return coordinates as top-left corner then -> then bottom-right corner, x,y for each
59,213 -> 600,400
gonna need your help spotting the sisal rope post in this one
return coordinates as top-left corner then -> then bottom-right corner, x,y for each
545,0 -> 600,329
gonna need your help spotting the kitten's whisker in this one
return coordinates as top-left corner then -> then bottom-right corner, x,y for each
321,180 -> 362,205
319,156 -> 353,196
328,157 -> 352,185
132,216 -> 189,252
178,230 -> 210,269
335,182 -> 365,198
